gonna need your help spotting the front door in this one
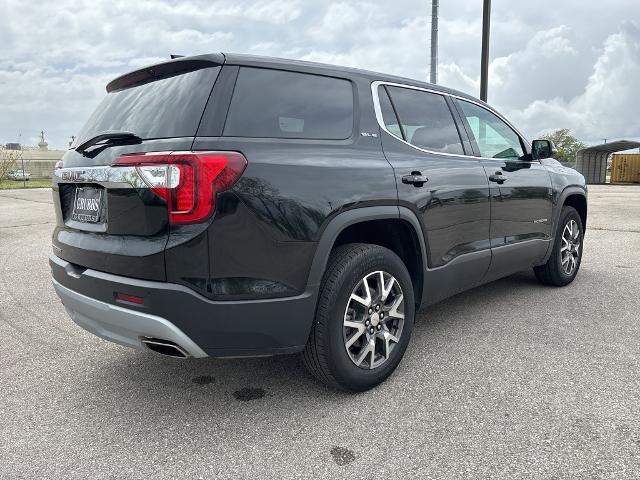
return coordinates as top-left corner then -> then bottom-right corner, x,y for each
453,98 -> 553,280
374,83 -> 492,304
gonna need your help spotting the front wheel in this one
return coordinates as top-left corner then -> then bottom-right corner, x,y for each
534,206 -> 584,286
302,243 -> 415,391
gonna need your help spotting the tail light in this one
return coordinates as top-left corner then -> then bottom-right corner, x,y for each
113,151 -> 247,225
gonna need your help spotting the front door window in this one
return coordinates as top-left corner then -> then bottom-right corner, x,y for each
458,100 -> 525,160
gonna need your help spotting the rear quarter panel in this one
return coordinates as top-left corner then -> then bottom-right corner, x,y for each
191,74 -> 397,299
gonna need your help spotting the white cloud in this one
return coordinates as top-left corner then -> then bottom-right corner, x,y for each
441,26 -> 584,107
496,22 -> 640,140
308,2 -> 362,42
0,0 -> 638,148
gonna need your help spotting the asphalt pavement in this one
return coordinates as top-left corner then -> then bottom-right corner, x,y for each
1,185 -> 639,479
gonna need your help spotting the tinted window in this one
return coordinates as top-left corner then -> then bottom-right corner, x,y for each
76,67 -> 220,143
224,68 -> 353,139
458,100 -> 524,159
385,86 -> 464,155
378,87 -> 403,139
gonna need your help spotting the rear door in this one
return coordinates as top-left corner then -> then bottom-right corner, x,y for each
374,83 -> 492,304
453,98 -> 553,279
53,59 -> 222,281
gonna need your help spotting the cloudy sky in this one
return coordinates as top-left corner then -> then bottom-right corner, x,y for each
1,0 -> 639,149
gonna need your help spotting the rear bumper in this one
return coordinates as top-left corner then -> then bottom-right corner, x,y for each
53,279 -> 208,357
50,254 -> 317,357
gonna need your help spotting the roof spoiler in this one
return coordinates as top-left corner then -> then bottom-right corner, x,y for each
106,53 -> 225,93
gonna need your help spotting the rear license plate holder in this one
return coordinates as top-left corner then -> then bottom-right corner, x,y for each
71,187 -> 103,223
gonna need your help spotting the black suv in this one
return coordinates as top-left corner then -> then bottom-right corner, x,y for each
51,53 -> 587,391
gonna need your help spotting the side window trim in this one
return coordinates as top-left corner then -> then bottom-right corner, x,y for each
372,82 -> 468,158
371,80 -> 531,160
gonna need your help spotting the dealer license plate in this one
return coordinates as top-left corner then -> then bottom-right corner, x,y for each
71,187 -> 103,223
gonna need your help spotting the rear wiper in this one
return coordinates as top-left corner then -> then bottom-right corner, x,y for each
75,131 -> 142,156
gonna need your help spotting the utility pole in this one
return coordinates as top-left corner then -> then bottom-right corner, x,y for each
480,0 -> 491,102
430,0 -> 439,84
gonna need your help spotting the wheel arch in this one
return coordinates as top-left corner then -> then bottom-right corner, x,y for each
563,192 -> 588,231
540,186 -> 588,265
306,206 -> 428,308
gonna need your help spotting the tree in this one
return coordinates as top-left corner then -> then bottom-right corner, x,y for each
0,146 -> 20,181
540,129 -> 586,166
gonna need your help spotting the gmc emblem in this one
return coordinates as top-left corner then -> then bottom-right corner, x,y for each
62,171 -> 83,182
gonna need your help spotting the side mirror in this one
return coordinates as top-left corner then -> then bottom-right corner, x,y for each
531,139 -> 558,160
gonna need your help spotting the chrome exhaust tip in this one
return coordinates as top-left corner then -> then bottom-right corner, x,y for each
141,337 -> 189,358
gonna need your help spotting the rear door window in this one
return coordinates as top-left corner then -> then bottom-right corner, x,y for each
223,67 -> 354,140
76,67 -> 220,143
377,87 -> 403,139
383,86 -> 465,155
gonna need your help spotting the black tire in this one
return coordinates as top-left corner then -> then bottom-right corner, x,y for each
302,243 -> 415,392
534,206 -> 584,286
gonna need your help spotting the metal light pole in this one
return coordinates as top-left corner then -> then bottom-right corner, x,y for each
480,0 -> 491,102
430,0 -> 439,84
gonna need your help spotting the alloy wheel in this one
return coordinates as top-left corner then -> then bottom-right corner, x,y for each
343,271 -> 405,369
561,219 -> 581,275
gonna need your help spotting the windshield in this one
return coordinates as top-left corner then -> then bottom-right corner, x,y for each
75,67 -> 220,145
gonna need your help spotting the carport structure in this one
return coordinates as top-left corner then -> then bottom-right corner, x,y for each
575,140 -> 640,184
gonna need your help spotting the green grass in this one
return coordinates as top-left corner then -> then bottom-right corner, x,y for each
0,179 -> 52,190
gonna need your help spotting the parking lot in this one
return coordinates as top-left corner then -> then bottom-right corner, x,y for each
1,185 -> 639,479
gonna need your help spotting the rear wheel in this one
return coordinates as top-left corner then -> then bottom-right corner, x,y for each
302,243 -> 415,391
534,206 -> 584,286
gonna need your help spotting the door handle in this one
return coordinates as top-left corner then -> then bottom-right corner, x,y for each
402,172 -> 428,186
489,171 -> 507,184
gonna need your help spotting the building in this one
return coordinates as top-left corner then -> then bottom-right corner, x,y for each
3,132 -> 65,179
575,140 -> 640,184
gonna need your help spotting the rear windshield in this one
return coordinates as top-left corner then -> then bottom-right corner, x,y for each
223,67 -> 354,140
75,67 -> 220,143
